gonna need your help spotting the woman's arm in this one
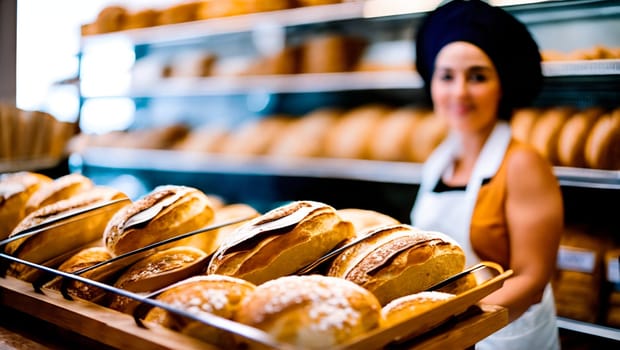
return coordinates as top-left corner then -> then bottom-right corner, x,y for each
481,146 -> 563,321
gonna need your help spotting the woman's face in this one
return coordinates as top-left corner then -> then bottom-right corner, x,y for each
430,41 -> 502,134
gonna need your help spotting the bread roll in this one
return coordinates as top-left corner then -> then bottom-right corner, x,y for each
584,110 -> 620,170
324,104 -> 392,159
511,107 -> 541,143
157,2 -> 201,25
557,107 -> 605,167
207,200 -> 355,284
381,291 -> 455,328
24,173 -> 94,215
529,107 -> 575,164
4,186 -> 128,281
268,108 -> 341,158
103,185 -> 215,256
300,35 -> 367,73
327,224 -> 465,305
144,275 -> 256,349
172,125 -> 230,153
94,5 -> 127,33
235,275 -> 381,349
0,172 -> 53,240
336,208 -> 399,237
108,246 -> 208,314
43,246 -> 113,301
221,116 -> 292,155
367,107 -> 427,161
407,112 -> 448,163
122,8 -> 160,30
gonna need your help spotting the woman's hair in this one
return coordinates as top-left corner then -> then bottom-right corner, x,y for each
415,0 -> 542,120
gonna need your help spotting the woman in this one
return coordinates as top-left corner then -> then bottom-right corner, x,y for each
410,1 -> 564,349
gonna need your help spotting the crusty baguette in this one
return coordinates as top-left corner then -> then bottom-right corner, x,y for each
108,246 -> 208,314
103,185 -> 215,256
0,171 -> 53,240
5,186 -> 128,280
327,224 -> 465,305
207,200 -> 354,284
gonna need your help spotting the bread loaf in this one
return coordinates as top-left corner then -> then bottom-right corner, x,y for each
235,275 -> 381,349
207,200 -> 355,284
529,107 -> 575,164
407,112 -> 448,163
43,246 -> 113,301
4,186 -> 128,281
103,185 -> 215,256
327,224 -> 465,305
557,107 -> 605,167
584,110 -> 620,170
24,173 -> 94,215
324,104 -> 391,159
0,172 -> 53,239
221,116 -> 292,155
144,274 -> 257,349
510,107 -> 541,143
108,246 -> 208,314
381,291 -> 455,328
336,208 -> 400,237
367,107 -> 426,161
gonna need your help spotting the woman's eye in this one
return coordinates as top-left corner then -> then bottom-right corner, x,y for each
469,73 -> 487,82
439,73 -> 453,81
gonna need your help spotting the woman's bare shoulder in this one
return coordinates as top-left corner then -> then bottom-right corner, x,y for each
505,141 -> 558,191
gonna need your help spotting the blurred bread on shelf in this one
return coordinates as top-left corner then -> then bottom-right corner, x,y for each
368,107 -> 428,162
268,108 -> 342,158
556,107 -> 605,168
323,104 -> 391,159
220,115 -> 293,155
300,34 -> 367,74
172,124 -> 230,154
584,109 -> 620,170
122,8 -> 161,30
68,124 -> 190,153
407,111 -> 448,163
156,1 -> 202,26
510,107 -> 541,143
529,106 -> 575,165
541,45 -> 620,61
0,103 -> 76,170
92,5 -> 127,33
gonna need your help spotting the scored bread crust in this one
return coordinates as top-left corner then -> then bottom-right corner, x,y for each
327,224 -> 465,305
207,200 -> 355,285
103,185 -> 215,256
108,246 -> 208,314
234,275 -> 381,349
24,173 -> 94,215
0,171 -> 53,239
43,246 -> 113,301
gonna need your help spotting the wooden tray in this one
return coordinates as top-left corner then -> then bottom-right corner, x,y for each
0,264 -> 511,350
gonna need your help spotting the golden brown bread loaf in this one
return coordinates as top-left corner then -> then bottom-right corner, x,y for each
144,274 -> 257,349
557,107 -> 605,167
4,186 -> 128,281
407,112 -> 448,163
336,208 -> 400,237
327,224 -> 465,305
157,1 -> 201,25
94,5 -> 127,33
0,172 -> 53,239
221,116 -> 293,155
529,106 -> 575,164
103,185 -> 215,256
584,110 -> 620,170
510,107 -> 541,143
324,104 -> 392,159
43,246 -> 113,301
367,107 -> 427,161
300,34 -> 367,73
234,274 -> 382,349
172,125 -> 230,154
381,291 -> 455,328
122,8 -> 160,30
268,108 -> 342,158
24,173 -> 94,215
108,246 -> 208,314
207,200 -> 355,284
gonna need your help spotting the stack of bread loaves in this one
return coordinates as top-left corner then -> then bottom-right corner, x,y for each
1,171 -> 477,349
511,106 -> 620,170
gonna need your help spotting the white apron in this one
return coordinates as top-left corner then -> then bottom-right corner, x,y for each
410,122 -> 560,350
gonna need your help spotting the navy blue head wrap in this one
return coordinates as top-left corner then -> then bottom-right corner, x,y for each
415,0 -> 542,119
